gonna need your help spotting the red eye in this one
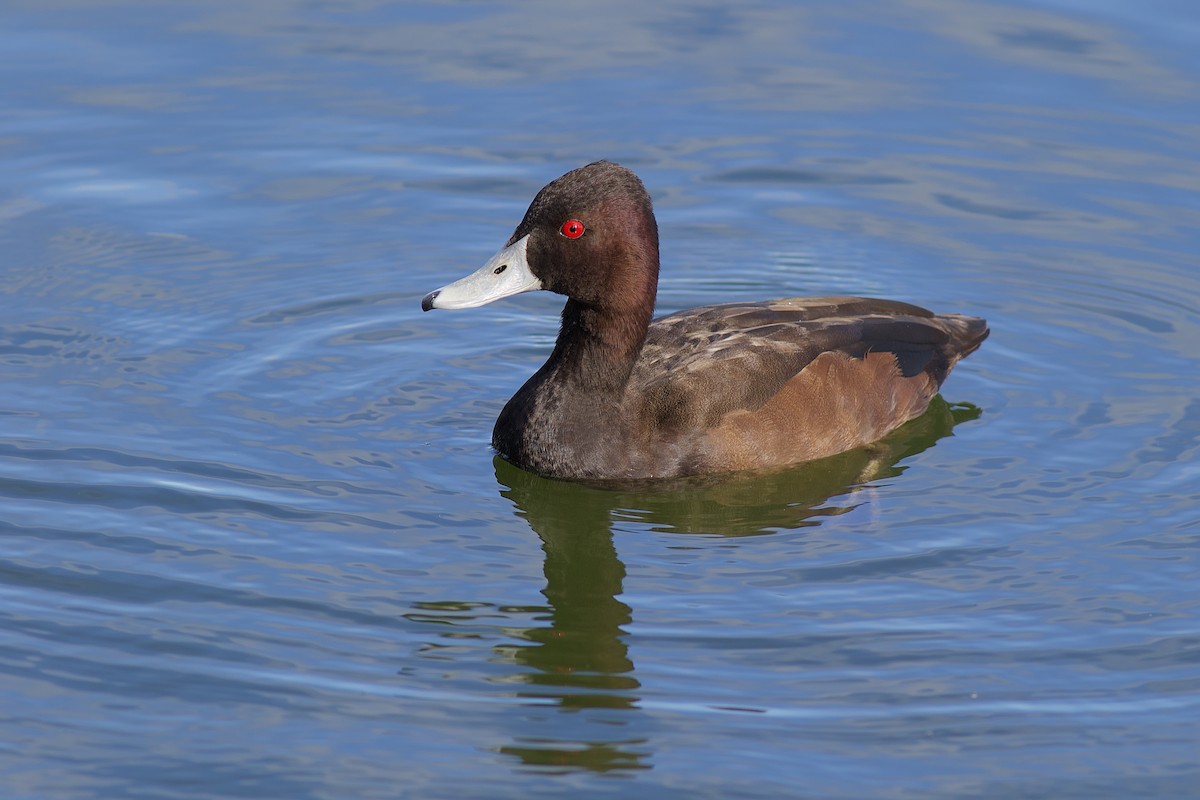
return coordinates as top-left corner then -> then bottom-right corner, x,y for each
560,219 -> 585,239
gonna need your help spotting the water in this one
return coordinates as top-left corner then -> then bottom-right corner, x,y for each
2,1 -> 1198,797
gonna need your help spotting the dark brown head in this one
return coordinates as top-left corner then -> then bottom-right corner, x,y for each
422,161 -> 660,317
509,161 -> 659,311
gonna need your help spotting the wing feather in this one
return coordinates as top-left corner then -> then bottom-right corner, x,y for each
629,296 -> 977,434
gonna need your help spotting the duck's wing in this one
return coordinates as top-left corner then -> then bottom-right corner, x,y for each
630,296 -> 987,434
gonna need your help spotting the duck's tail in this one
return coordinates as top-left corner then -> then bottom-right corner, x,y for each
938,313 -> 990,363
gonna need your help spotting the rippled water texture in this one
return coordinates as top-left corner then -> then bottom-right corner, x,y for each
2,1 -> 1198,798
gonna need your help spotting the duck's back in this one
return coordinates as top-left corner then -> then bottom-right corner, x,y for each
627,296 -> 988,477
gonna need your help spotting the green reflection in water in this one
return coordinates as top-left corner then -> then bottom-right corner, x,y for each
484,397 -> 980,772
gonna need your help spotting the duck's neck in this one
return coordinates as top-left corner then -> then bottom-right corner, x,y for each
547,299 -> 651,394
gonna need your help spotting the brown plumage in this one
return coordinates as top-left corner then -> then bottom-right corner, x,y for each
422,161 -> 988,482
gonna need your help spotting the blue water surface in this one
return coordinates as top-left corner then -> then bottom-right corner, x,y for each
1,1 -> 1198,798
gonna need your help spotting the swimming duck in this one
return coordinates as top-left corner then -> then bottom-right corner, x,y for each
422,161 -> 987,482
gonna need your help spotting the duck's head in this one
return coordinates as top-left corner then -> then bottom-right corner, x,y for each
422,161 -> 659,315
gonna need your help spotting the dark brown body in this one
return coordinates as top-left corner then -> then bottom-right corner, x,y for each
494,294 -> 987,481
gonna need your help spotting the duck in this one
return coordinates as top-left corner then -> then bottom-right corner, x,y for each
422,161 -> 988,482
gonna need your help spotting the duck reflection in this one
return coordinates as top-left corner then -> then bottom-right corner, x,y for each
493,397 -> 978,771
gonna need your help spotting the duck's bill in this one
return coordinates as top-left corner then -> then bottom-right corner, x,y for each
421,235 -> 541,311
